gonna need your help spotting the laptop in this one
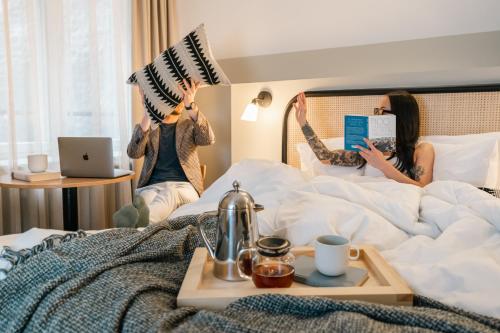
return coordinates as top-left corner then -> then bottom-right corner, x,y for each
58,137 -> 131,178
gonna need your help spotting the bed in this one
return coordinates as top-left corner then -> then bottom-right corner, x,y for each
171,83 -> 500,318
1,84 -> 500,331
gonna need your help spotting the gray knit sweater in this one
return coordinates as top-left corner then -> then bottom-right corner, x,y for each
0,215 -> 499,333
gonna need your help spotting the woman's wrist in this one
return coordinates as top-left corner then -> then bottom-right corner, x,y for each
188,104 -> 199,122
140,116 -> 150,132
379,160 -> 393,175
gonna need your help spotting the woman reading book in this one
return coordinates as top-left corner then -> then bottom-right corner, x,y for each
294,91 -> 434,187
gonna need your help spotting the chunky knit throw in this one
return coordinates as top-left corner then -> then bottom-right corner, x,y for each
1,215 -> 499,333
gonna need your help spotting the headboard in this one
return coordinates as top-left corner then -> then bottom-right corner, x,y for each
282,84 -> 500,168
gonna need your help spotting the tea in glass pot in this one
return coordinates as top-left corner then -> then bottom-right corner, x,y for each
237,236 -> 295,288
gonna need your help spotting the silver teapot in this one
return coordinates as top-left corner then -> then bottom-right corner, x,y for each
198,180 -> 263,281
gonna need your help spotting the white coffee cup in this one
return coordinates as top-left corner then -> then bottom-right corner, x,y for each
28,154 -> 48,173
314,235 -> 360,276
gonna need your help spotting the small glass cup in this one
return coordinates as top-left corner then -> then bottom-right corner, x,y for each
237,236 -> 295,288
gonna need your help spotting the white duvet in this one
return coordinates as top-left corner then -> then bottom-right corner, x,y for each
2,159 -> 499,318
171,159 -> 500,318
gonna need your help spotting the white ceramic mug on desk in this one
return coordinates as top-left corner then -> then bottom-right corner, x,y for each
27,154 -> 48,173
315,235 -> 360,276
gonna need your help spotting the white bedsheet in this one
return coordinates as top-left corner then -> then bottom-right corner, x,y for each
1,159 -> 499,318
172,159 -> 500,318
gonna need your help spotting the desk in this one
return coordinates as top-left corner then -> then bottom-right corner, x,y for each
0,173 -> 135,231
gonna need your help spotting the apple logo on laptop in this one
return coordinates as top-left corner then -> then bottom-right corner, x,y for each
83,153 -> 89,161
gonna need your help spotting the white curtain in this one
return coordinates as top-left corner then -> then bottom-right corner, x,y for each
0,0 -> 133,235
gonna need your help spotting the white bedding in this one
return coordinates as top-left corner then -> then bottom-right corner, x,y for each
171,159 -> 500,318
1,159 -> 499,318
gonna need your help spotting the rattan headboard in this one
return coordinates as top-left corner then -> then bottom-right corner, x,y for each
282,84 -> 500,168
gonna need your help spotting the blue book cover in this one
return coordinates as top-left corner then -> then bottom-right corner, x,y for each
345,115 -> 369,151
344,115 -> 396,152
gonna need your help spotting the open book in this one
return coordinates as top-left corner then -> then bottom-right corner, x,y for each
344,114 -> 396,153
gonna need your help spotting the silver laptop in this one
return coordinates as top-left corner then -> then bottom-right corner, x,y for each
58,137 -> 131,178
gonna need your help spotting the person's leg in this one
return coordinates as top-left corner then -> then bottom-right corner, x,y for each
133,195 -> 150,228
146,182 -> 199,223
113,184 -> 159,228
146,183 -> 180,223
175,182 -> 200,205
112,204 -> 138,228
135,184 -> 160,207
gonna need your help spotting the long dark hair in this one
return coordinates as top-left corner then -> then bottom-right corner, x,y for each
387,91 -> 420,179
362,91 -> 420,179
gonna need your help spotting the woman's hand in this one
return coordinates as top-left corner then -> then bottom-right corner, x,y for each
293,92 -> 307,127
179,79 -> 200,108
138,88 -> 151,132
179,78 -> 201,121
355,138 -> 390,172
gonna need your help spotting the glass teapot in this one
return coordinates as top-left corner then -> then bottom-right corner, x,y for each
237,236 -> 295,288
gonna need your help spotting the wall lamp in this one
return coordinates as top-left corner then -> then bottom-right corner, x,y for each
241,90 -> 272,122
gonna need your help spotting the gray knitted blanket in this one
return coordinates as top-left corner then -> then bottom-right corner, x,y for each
0,215 -> 499,333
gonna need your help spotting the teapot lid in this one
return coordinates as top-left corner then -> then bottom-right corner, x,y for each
219,180 -> 255,211
256,236 -> 291,257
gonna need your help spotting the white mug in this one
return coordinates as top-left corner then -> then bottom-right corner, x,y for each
28,154 -> 48,173
314,235 -> 360,276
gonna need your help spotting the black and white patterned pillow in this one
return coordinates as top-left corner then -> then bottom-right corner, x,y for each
127,24 -> 230,128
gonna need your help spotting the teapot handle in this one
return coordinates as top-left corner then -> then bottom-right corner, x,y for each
236,247 -> 255,280
197,211 -> 218,259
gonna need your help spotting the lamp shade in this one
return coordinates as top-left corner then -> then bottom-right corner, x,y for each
241,103 -> 259,121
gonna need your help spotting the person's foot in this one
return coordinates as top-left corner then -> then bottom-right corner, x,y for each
133,195 -> 150,228
112,204 -> 139,228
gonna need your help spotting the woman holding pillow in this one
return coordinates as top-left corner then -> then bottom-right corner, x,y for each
114,79 -> 215,227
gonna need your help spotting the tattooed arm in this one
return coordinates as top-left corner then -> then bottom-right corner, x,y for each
358,139 -> 434,187
410,142 -> 434,186
301,122 -> 364,167
293,91 -> 363,167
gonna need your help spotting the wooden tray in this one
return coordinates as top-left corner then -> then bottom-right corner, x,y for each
177,245 -> 413,310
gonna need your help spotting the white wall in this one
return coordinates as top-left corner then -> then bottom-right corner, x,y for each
220,30 -> 500,84
176,0 -> 500,59
195,86 -> 231,186
226,29 -> 500,164
175,2 -> 500,176
231,67 -> 500,164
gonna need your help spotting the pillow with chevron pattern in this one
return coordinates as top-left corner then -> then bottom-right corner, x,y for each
127,24 -> 230,128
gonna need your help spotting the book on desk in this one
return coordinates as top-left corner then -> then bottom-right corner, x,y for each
11,169 -> 62,182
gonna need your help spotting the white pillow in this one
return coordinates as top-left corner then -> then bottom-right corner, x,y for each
297,133 -> 500,188
423,133 -> 500,188
422,132 -> 500,144
296,137 -> 364,177
432,140 -> 499,188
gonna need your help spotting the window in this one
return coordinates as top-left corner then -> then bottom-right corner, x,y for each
0,0 -> 131,169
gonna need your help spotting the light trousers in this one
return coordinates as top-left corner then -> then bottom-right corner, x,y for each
135,181 -> 199,223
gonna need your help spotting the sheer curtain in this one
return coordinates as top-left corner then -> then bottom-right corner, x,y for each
130,0 -> 177,183
0,0 -> 132,234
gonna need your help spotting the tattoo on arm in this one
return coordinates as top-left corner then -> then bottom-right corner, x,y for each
329,149 -> 364,166
301,123 -> 363,167
413,165 -> 425,181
